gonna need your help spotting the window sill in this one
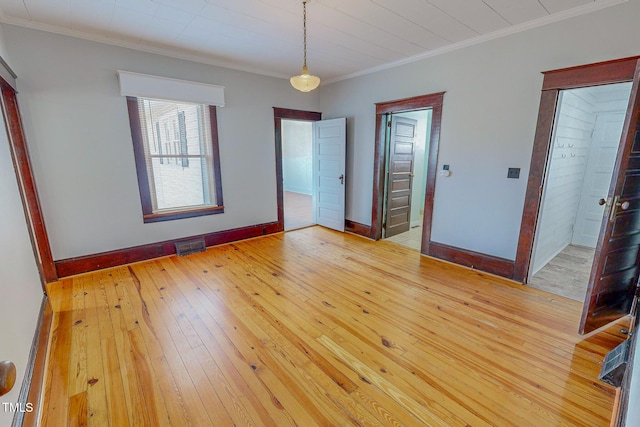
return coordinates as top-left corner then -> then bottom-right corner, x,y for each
143,206 -> 224,223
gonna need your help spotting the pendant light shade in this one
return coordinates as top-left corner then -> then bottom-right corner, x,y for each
291,1 -> 320,92
290,66 -> 320,92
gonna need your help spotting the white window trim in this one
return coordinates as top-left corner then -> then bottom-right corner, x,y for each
117,70 -> 225,107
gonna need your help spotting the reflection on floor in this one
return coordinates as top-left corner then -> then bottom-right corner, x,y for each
528,245 -> 595,301
284,191 -> 314,231
385,225 -> 422,251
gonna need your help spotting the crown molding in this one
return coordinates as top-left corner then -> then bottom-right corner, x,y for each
323,0 -> 629,85
0,0 -> 629,85
0,16 -> 291,80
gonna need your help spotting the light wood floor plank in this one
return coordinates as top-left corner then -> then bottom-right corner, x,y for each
41,226 -> 628,426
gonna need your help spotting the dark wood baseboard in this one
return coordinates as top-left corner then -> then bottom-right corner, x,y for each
14,296 -> 52,427
55,222 -> 280,278
426,241 -> 516,279
345,220 -> 371,238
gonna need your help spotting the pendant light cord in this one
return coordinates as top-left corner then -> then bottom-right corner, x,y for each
303,0 -> 307,68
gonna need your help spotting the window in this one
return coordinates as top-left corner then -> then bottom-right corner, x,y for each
126,96 -> 224,223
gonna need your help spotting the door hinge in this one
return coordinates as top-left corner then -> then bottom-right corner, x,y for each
382,222 -> 386,229
387,121 -> 392,128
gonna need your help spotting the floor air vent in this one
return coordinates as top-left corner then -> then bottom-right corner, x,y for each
599,339 -> 630,387
175,238 -> 206,256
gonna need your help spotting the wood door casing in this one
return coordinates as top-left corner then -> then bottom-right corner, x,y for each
371,92 -> 444,249
385,116 -> 418,238
515,56 -> 640,284
273,107 -> 322,232
580,60 -> 640,334
0,79 -> 56,285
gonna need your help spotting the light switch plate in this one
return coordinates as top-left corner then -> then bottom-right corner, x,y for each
507,168 -> 520,179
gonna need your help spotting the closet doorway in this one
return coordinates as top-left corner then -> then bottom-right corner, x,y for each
529,82 -> 632,301
515,56 -> 640,334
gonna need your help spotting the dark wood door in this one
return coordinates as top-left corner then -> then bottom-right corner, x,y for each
385,116 -> 417,238
580,60 -> 640,334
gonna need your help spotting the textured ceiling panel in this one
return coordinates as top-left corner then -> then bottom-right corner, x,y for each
0,0 -> 625,81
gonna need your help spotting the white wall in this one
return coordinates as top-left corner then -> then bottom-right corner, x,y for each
532,89 -> 595,274
319,0 -> 640,260
2,25 -> 320,260
0,26 -> 44,426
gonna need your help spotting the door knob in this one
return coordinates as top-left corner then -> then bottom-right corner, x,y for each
598,198 -> 606,206
609,196 -> 631,221
0,360 -> 16,397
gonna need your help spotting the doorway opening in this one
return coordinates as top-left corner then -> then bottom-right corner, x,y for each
382,109 -> 432,251
529,82 -> 632,301
515,56 -> 640,334
370,92 -> 444,257
281,119 -> 314,231
273,108 -> 321,232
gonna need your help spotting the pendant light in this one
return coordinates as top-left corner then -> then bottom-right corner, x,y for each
290,0 -> 320,92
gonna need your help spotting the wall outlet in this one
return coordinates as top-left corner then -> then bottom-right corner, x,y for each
507,167 -> 520,179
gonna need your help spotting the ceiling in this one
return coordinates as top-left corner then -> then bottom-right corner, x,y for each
0,0 -> 625,82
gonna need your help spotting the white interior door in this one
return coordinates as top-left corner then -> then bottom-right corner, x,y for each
572,112 -> 626,247
313,118 -> 346,232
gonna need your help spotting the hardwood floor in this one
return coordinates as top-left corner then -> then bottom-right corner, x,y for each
284,191 -> 313,231
529,245 -> 595,301
41,227 -> 627,426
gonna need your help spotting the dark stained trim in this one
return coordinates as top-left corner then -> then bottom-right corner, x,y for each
126,97 -> 225,223
126,96 -> 153,214
428,242 -> 516,279
273,107 -> 322,121
0,79 -> 57,285
514,58 -> 638,283
273,107 -> 322,232
513,90 -> 559,282
421,101 -> 443,255
542,56 -> 640,91
55,221 -> 280,277
371,92 -> 445,250
142,206 -> 225,223
0,54 -> 17,91
209,106 -> 224,209
16,297 -> 52,427
375,93 -> 445,115
345,220 -> 371,238
371,110 -> 387,241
